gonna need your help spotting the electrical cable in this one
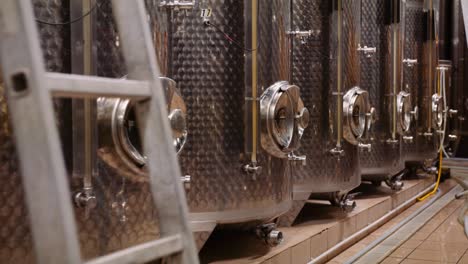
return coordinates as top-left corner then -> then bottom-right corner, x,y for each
35,0 -> 108,26
204,0 -> 260,53
204,20 -> 259,53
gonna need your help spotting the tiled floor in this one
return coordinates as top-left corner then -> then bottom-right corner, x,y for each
199,177 -> 436,264
328,184 -> 468,264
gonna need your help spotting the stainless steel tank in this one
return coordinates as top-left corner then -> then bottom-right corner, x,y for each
279,0 -> 370,226
406,0 -> 442,167
0,0 -> 71,263
448,0 -> 467,155
401,0 -> 431,168
94,0 -> 307,249
0,1 -> 72,263
358,0 -> 411,190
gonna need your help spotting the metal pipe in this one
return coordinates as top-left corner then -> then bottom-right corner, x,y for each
427,0 -> 434,132
337,0 -> 343,148
71,0 -> 97,215
308,182 -> 437,264
251,0 -> 258,164
392,0 -> 398,140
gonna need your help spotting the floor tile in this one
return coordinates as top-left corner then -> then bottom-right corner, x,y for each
390,247 -> 414,258
400,259 -> 443,264
399,238 -> 423,249
407,248 -> 466,263
381,257 -> 403,264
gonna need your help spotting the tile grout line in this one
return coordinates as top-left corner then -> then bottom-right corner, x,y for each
402,201 -> 464,263
351,185 -> 463,264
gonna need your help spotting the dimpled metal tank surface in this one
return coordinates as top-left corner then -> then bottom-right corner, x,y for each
172,0 -> 300,248
401,0 -> 432,166
359,0 -> 409,190
94,0 -> 307,249
0,0 -> 71,263
279,0 -> 369,226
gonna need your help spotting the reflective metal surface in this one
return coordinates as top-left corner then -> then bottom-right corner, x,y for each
172,0 -> 293,230
0,0 -> 72,263
402,0 -> 437,163
97,77 -> 188,182
360,0 -> 405,182
285,0 -> 361,217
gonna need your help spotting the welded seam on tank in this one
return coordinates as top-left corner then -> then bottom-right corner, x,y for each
347,185 -> 462,264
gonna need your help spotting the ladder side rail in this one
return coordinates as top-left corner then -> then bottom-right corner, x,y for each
111,0 -> 199,263
0,1 -> 82,263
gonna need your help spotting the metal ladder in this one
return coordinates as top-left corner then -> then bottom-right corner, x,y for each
0,0 -> 199,263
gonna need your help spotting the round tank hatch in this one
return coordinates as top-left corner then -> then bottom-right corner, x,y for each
343,87 -> 371,145
260,81 -> 308,158
431,93 -> 444,129
260,81 -> 295,158
397,91 -> 412,134
97,77 -> 187,179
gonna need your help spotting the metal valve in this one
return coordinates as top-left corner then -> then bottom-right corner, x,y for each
330,146 -> 345,157
423,131 -> 433,138
288,152 -> 307,165
243,163 -> 263,179
159,0 -> 195,10
74,188 -> 97,219
287,30 -> 313,44
181,175 -> 191,190
403,58 -> 418,67
411,106 -> 418,120
358,143 -> 372,152
357,44 -> 376,58
255,223 -> 284,247
448,134 -> 458,141
449,109 -> 459,117
403,136 -> 414,143
386,138 -> 399,145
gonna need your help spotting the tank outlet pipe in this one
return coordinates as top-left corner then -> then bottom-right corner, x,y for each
330,0 -> 345,157
254,223 -> 284,247
308,182 -> 437,264
243,0 -> 262,176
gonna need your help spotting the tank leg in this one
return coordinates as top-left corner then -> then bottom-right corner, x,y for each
385,171 -> 405,191
385,178 -> 404,191
372,180 -> 382,187
254,223 -> 284,247
330,192 -> 357,213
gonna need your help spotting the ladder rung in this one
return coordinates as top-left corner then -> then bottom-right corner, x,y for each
85,234 -> 183,264
46,73 -> 152,99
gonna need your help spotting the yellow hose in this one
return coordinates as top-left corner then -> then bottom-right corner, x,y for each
418,56 -> 442,202
417,150 -> 442,201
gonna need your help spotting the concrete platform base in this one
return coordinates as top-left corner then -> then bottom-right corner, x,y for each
199,176 -> 436,264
